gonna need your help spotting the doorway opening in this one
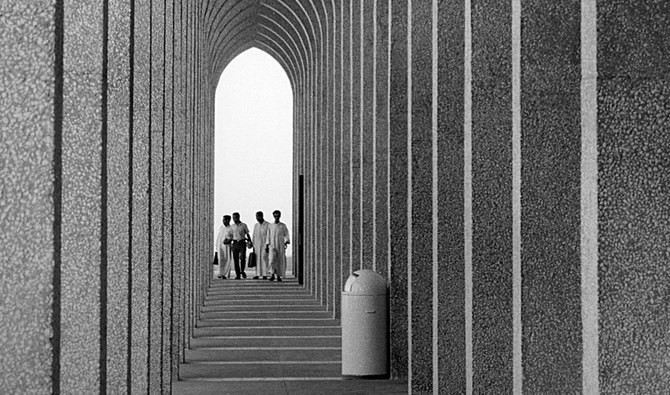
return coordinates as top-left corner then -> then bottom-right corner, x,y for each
213,47 -> 294,278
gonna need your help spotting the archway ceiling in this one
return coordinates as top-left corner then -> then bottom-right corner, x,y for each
205,0 -> 333,88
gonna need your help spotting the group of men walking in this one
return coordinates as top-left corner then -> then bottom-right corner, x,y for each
215,210 -> 291,281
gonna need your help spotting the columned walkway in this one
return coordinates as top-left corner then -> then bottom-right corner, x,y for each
172,277 -> 406,394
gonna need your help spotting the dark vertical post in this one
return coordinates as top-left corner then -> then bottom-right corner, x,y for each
299,174 -> 305,285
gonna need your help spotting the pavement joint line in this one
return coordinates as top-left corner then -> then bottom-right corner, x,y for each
204,318 -> 335,321
203,306 -> 324,309
205,300 -> 319,303
192,347 -> 342,350
186,361 -> 341,365
179,377 -> 345,382
194,335 -> 341,339
195,326 -> 341,329
203,311 -> 328,314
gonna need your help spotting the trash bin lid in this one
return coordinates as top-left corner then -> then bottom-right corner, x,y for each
343,269 -> 387,295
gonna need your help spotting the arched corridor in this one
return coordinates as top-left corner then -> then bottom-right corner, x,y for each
1,0 -> 668,394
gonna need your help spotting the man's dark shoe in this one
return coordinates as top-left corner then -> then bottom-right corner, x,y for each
262,276 -> 268,280
277,277 -> 282,282
241,272 -> 247,279
269,275 -> 275,282
252,276 -> 259,279
235,276 -> 241,280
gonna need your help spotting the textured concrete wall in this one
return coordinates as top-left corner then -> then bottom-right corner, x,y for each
2,0 -> 668,393
597,1 -> 670,392
254,0 -> 670,393
0,1 -> 55,392
0,0 -> 206,392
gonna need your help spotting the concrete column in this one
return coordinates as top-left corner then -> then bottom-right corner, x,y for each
349,0 -> 362,273
321,2 -> 334,311
161,0 -> 175,387
408,1 -> 434,392
148,0 -> 166,391
130,0 -> 151,391
172,0 -> 186,375
388,0 -> 409,380
373,0 -> 391,278
436,0 -> 466,392
331,0 -> 344,319
340,0 -> 353,281
106,0 -> 132,390
470,0 -> 514,392
520,1 -> 582,392
0,1 -> 56,392
360,0 -> 375,271
597,1 -> 670,392
60,1 -> 104,392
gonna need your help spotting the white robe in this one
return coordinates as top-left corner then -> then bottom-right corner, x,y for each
252,221 -> 270,276
265,221 -> 290,277
215,225 -> 233,278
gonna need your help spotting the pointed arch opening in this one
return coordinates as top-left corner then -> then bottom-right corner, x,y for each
213,47 -> 294,277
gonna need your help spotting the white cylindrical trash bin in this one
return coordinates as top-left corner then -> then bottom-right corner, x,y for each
341,269 -> 389,379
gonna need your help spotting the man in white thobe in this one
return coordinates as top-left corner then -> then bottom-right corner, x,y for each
230,212 -> 252,279
215,215 -> 233,279
252,211 -> 270,279
265,210 -> 290,282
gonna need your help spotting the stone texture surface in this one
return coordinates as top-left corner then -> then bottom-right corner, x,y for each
0,1 -> 55,392
331,2 -> 344,319
360,0 -> 375,271
148,0 -> 165,391
106,0 -> 132,391
388,0 -> 409,380
436,0 -> 466,392
60,1 -> 103,392
374,0 -> 390,278
350,0 -> 362,273
409,1 -> 434,393
520,1 -> 582,392
598,3 -> 670,390
161,0 -> 175,389
340,0 -> 352,280
2,1 -> 669,393
130,0 -> 152,392
471,0 -> 513,392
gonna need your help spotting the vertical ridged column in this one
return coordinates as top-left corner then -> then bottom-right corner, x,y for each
0,1 -> 56,392
130,0 -> 151,391
520,1 -> 582,392
172,0 -> 185,377
349,0 -> 361,272
360,0 -> 375,271
408,0 -> 433,392
322,2 -> 334,311
470,0 -> 513,392
314,2 -> 326,305
373,0 -> 390,277
148,0 -> 165,390
388,0 -> 409,380
60,1 -> 103,392
340,0 -> 352,280
106,0 -> 132,391
597,2 -> 670,392
161,0 -> 175,387
436,0 -> 465,392
331,0 -> 344,319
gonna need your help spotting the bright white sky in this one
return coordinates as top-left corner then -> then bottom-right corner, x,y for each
214,48 -> 293,255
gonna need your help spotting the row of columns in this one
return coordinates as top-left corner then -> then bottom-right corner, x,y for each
1,0 -> 213,393
253,0 -> 669,393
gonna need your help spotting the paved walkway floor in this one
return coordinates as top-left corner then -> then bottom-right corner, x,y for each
172,379 -> 408,394
172,276 -> 407,394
